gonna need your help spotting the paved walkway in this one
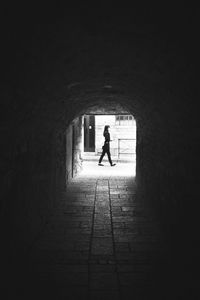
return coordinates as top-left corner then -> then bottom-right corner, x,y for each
11,162 -> 170,299
80,160 -> 136,177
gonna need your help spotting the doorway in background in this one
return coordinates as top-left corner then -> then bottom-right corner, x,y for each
84,115 -> 95,152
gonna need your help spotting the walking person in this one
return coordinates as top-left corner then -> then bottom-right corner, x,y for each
98,125 -> 116,166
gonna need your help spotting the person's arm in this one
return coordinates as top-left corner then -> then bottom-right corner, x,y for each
104,132 -> 110,142
108,133 -> 114,141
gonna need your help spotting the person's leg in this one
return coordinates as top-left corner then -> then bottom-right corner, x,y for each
107,150 -> 116,166
107,150 -> 113,165
99,149 -> 106,164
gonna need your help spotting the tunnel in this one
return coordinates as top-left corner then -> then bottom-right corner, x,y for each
1,4 -> 199,299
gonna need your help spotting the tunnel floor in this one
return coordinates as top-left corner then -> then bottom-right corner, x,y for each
10,165 -> 172,300
80,160 -> 136,177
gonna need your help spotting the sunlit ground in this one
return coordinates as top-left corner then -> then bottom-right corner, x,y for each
79,160 -> 136,177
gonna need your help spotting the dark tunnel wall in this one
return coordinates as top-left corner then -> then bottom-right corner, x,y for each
0,5 -> 199,276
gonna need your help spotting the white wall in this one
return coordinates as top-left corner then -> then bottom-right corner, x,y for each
95,115 -> 136,159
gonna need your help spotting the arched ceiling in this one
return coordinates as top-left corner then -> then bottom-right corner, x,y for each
1,4 -> 196,141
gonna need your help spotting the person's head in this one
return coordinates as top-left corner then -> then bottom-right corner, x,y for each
103,125 -> 110,136
104,125 -> 110,131
104,125 -> 110,132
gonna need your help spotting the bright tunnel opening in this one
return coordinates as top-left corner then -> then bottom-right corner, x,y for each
81,114 -> 136,177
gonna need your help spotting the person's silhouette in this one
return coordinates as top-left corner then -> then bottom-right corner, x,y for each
98,125 -> 116,166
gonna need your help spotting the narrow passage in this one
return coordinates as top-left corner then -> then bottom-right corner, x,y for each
24,175 -> 168,299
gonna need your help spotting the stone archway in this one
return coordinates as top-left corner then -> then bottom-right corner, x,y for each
64,100 -> 138,181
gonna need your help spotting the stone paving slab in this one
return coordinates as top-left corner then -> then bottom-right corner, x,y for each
89,290 -> 120,300
23,167 -> 169,299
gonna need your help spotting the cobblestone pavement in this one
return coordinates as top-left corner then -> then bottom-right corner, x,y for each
10,165 -> 171,299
